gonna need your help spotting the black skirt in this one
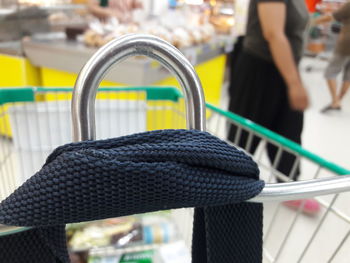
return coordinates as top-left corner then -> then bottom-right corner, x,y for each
228,51 -> 303,180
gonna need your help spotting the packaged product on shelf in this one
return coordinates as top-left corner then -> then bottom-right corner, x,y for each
81,5 -> 218,49
88,250 -> 154,263
120,250 -> 154,263
141,214 -> 177,244
68,213 -> 183,263
68,217 -> 140,251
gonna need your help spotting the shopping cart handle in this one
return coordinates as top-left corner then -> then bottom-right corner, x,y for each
249,174 -> 350,202
72,34 -> 206,141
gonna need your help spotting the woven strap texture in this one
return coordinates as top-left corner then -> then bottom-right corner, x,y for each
0,226 -> 68,263
0,129 -> 264,263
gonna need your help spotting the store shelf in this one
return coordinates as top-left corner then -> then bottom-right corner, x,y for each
23,35 -> 233,86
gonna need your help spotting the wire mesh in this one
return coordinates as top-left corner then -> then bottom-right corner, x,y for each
205,108 -> 350,263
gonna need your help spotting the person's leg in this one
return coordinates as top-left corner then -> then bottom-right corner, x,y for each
338,58 -> 350,102
228,52 -> 281,154
339,81 -> 350,100
268,92 -> 320,214
266,107 -> 303,181
326,79 -> 340,107
322,53 -> 347,112
228,52 -> 255,151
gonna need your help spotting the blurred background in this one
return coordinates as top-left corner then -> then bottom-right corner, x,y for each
0,0 -> 350,262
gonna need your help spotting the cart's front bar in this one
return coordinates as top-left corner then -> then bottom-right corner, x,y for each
1,175 -> 350,236
250,174 -> 350,202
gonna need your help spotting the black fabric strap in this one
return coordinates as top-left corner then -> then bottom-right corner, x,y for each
0,129 -> 264,262
0,226 -> 68,263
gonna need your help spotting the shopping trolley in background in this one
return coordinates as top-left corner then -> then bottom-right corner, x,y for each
0,34 -> 350,263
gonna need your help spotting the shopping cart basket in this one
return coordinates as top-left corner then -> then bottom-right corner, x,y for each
1,34 -> 350,263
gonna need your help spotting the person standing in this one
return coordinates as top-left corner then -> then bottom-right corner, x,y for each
228,0 -> 320,214
315,1 -> 350,113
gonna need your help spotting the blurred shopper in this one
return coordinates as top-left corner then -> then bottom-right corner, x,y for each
228,0 -> 320,214
88,0 -> 142,23
314,1 -> 350,113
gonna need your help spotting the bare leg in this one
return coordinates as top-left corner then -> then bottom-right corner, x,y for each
327,79 -> 340,107
338,81 -> 350,102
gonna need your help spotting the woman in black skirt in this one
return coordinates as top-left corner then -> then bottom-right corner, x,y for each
228,0 -> 320,214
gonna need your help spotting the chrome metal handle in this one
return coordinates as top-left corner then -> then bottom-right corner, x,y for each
72,34 -> 206,141
250,174 -> 350,202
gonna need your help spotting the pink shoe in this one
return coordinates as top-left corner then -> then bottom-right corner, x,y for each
283,199 -> 321,215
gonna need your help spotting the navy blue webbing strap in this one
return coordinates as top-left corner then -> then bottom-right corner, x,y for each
0,129 -> 264,262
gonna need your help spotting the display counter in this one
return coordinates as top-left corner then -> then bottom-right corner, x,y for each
0,34 -> 234,105
22,35 -> 234,105
0,41 -> 40,87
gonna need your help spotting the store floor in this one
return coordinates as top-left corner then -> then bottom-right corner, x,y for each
301,57 -> 350,171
